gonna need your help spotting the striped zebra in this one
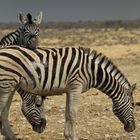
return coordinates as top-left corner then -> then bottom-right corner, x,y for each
0,12 -> 47,139
0,46 -> 136,140
0,11 -> 43,49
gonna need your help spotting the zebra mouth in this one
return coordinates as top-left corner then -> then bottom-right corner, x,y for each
26,37 -> 38,50
124,120 -> 135,132
32,118 -> 46,133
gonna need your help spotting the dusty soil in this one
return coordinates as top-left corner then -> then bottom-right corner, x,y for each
0,28 -> 140,140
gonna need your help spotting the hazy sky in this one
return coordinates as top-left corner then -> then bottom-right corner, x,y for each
0,0 -> 140,22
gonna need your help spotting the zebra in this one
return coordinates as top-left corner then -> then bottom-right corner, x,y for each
0,11 -> 43,49
0,46 -> 136,140
0,12 -> 47,139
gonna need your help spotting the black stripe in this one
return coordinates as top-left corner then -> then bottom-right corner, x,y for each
0,52 -> 36,88
59,48 -> 63,57
0,63 -> 21,76
34,50 -> 44,62
81,51 -> 87,81
96,66 -> 103,88
71,49 -> 81,74
68,70 -> 79,84
50,51 -> 58,89
58,48 -> 69,87
111,83 -> 122,100
118,87 -> 124,101
16,48 -> 42,82
102,72 -> 113,93
66,48 -> 76,79
91,60 -> 95,87
86,53 -> 91,88
43,50 -> 50,89
99,69 -> 109,90
3,38 -> 9,45
36,66 -> 41,82
95,57 -> 105,88
106,77 -> 117,96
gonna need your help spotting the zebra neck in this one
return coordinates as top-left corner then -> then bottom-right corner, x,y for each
0,28 -> 21,47
91,53 -> 130,100
17,87 -> 30,101
11,28 -> 22,45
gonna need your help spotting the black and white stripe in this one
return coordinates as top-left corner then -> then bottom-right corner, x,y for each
0,46 -> 136,140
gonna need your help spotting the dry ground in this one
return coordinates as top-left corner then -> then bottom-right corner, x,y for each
0,27 -> 140,140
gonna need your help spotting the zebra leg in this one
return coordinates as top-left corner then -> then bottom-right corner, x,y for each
64,85 -> 82,140
1,92 -> 19,140
0,86 -> 18,140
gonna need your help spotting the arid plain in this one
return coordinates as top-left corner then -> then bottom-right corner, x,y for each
0,24 -> 140,140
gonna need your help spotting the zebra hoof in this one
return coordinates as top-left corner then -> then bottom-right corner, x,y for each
4,136 -> 20,140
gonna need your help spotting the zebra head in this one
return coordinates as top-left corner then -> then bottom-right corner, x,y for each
112,83 -> 136,133
21,94 -> 46,133
18,12 -> 43,49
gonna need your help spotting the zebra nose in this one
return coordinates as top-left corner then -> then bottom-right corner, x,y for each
32,37 -> 36,41
40,118 -> 46,126
124,120 -> 135,132
29,35 -> 37,40
32,118 -> 47,133
37,118 -> 46,133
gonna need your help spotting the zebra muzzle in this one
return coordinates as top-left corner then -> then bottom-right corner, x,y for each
32,118 -> 46,133
124,120 -> 135,132
27,36 -> 38,50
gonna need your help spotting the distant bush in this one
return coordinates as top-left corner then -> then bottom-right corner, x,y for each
0,19 -> 140,29
40,20 -> 140,29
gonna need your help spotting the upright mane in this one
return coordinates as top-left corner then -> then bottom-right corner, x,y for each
27,13 -> 33,24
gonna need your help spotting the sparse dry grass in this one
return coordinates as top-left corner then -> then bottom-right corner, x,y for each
0,26 -> 140,140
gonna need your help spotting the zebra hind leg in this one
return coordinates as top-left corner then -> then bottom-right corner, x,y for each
1,92 -> 20,140
0,86 -> 18,140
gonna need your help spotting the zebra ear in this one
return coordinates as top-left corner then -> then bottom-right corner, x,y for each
131,83 -> 137,92
33,11 -> 43,24
18,12 -> 27,24
129,83 -> 137,95
35,95 -> 43,107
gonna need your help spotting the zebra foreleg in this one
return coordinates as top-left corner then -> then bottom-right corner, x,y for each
64,85 -> 82,140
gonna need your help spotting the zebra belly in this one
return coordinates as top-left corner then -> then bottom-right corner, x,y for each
20,86 -> 67,96
42,88 -> 67,96
19,78 -> 67,96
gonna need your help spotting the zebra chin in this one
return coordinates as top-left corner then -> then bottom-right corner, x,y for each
124,120 -> 135,133
28,37 -> 39,50
32,118 -> 46,133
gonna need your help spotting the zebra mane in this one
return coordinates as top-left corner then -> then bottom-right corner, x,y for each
81,48 -> 131,89
27,13 -> 33,23
79,47 -> 91,55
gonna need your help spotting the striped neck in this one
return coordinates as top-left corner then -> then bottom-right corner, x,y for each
17,87 -> 32,101
0,28 -> 21,47
90,50 -> 131,100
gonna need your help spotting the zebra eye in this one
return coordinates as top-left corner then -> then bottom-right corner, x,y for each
37,28 -> 39,32
35,96 -> 42,107
23,28 -> 27,32
36,29 -> 39,34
